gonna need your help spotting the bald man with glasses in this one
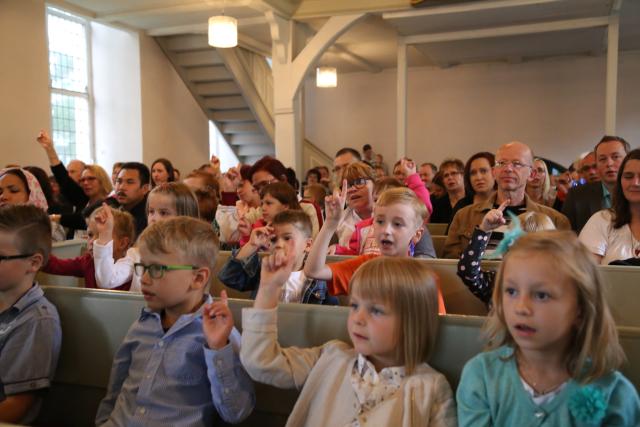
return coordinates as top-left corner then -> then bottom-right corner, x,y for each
443,142 -> 570,259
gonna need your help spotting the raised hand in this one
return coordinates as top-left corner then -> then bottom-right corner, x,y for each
237,216 -> 252,238
260,248 -> 295,292
36,130 -> 54,150
399,157 -> 417,177
94,203 -> 115,244
248,225 -> 274,252
480,199 -> 509,232
203,290 -> 234,350
324,180 -> 348,227
210,155 -> 221,178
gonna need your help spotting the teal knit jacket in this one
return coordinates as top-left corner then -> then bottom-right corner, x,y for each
457,346 -> 639,426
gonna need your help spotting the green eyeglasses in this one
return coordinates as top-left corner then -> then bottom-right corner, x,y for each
133,263 -> 197,279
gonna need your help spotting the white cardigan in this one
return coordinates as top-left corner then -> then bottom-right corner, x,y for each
240,308 -> 457,427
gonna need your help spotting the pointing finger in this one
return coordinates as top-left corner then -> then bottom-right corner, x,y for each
497,199 -> 510,212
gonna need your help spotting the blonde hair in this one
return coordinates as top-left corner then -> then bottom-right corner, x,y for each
341,162 -> 376,183
147,182 -> 199,218
518,211 -> 555,232
84,165 -> 113,195
350,257 -> 440,374
138,217 -> 219,286
89,206 -> 135,244
375,187 -> 427,227
485,231 -> 625,383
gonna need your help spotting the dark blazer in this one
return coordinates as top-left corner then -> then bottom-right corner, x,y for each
561,182 -> 606,233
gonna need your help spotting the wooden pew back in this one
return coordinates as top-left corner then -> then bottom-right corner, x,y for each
39,287 -> 639,426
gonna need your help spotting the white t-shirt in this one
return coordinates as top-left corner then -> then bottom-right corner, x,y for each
579,209 -> 639,265
281,270 -> 307,303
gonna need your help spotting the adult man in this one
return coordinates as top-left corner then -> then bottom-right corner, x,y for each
114,162 -> 150,237
444,141 -> 570,258
562,136 -> 630,232
362,144 -> 376,166
430,159 -> 465,224
66,159 -> 86,183
578,152 -> 599,184
419,163 -> 437,189
333,148 -> 361,182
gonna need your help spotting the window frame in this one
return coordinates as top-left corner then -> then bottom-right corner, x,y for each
45,6 -> 96,164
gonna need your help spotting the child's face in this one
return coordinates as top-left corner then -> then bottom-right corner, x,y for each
501,251 -> 579,358
0,231 -> 39,292
348,292 -> 399,370
147,193 -> 177,225
138,245 -> 203,315
0,173 -> 29,207
261,193 -> 287,223
272,223 -> 311,270
372,203 -> 423,257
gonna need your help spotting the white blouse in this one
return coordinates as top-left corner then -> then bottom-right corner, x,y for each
579,209 -> 639,265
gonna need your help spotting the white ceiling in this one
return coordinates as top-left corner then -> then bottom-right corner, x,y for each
60,0 -> 640,73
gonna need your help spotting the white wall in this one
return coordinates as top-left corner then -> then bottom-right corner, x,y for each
305,51 -> 640,168
0,0 -> 51,169
92,22 -> 143,168
139,34 -> 210,175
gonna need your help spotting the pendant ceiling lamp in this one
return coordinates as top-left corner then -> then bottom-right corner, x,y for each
208,15 -> 237,48
316,67 -> 337,88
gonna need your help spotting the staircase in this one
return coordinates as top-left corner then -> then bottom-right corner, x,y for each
155,34 -> 275,164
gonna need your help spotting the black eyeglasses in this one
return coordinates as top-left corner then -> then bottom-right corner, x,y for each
0,253 -> 34,262
133,263 -> 197,279
344,178 -> 369,189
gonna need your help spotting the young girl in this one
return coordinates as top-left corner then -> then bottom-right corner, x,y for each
42,206 -> 135,290
241,254 -> 457,426
457,231 -> 639,426
238,182 -> 300,247
457,203 -> 556,305
93,182 -> 199,292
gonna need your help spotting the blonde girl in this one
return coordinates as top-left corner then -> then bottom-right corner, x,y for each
457,231 -> 639,426
241,255 -> 457,426
93,182 -> 199,292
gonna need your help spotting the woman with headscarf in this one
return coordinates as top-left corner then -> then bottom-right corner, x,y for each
0,167 -> 66,241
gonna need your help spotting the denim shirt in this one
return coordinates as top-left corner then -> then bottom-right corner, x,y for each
95,295 -> 255,427
218,249 -> 337,305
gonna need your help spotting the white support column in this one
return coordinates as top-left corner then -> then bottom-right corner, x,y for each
396,39 -> 407,161
605,14 -> 619,134
267,12 -> 366,172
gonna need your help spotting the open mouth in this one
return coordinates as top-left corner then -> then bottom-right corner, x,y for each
514,324 -> 536,336
352,332 -> 368,341
142,291 -> 155,300
379,239 -> 393,249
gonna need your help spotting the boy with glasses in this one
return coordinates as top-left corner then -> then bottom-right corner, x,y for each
96,217 -> 254,427
0,205 -> 61,424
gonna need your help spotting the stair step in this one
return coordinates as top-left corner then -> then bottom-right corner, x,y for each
237,145 -> 275,156
243,155 -> 268,164
196,81 -> 240,96
186,66 -> 232,82
175,50 -> 224,67
221,122 -> 261,134
204,96 -> 248,110
209,109 -> 255,122
163,34 -> 209,52
229,133 -> 271,146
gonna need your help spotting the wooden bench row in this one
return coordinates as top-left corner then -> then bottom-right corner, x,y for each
40,245 -> 640,326
38,287 -> 640,427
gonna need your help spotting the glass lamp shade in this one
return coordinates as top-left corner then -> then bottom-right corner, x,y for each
316,67 -> 337,88
208,16 -> 238,48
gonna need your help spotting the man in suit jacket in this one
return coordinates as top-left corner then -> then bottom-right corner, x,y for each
562,136 -> 630,232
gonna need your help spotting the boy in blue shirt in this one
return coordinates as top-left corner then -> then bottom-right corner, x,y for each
0,205 -> 61,424
96,217 -> 255,426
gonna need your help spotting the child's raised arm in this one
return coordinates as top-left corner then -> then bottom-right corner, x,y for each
254,249 -> 296,309
93,205 -> 135,289
303,182 -> 347,281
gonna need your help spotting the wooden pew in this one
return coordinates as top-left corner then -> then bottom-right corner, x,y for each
432,235 -> 447,258
39,287 -> 640,426
427,223 -> 448,236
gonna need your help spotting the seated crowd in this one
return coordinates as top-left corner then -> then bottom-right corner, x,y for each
0,130 -> 638,425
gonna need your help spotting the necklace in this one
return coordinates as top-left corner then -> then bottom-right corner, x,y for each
516,354 -> 569,395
